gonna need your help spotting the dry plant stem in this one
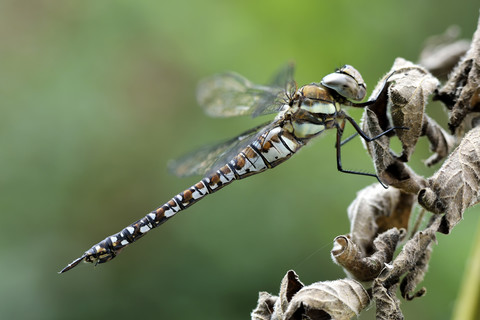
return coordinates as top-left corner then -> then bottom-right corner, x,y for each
452,217 -> 480,320
409,208 -> 426,239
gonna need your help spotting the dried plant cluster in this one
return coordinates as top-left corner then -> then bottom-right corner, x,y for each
252,14 -> 480,320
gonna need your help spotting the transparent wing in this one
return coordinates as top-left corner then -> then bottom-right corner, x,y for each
196,63 -> 295,118
168,121 -> 275,177
268,62 -> 295,88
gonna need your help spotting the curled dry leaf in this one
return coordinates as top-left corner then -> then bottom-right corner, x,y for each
421,115 -> 456,167
331,228 -> 405,282
418,126 -> 480,233
332,183 -> 415,281
271,270 -> 304,319
251,292 -> 278,320
373,216 -> 441,319
360,58 -> 447,191
373,280 -> 403,320
418,25 -> 471,79
347,183 -> 414,256
399,240 -> 432,301
435,15 -> 480,133
363,107 -> 426,192
283,278 -> 370,320
387,59 -> 440,162
363,58 -> 440,162
251,270 -> 303,320
252,271 -> 370,320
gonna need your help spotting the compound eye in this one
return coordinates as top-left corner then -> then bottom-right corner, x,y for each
321,65 -> 366,101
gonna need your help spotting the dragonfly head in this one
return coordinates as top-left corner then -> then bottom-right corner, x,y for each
321,65 -> 367,101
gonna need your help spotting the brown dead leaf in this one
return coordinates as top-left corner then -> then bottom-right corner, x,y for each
273,270 -> 304,319
360,58 -> 461,192
373,280 -> 403,320
362,107 -> 426,192
373,215 -> 441,319
418,126 -> 480,233
435,15 -> 480,133
251,292 -> 278,320
252,271 -> 370,320
387,59 -> 440,162
347,184 -> 413,256
362,108 -> 394,177
421,115 -> 456,167
361,59 -> 438,192
283,278 -> 370,320
399,240 -> 432,301
251,271 -> 304,320
331,228 -> 405,282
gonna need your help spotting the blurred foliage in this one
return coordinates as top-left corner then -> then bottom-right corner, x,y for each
0,1 -> 479,319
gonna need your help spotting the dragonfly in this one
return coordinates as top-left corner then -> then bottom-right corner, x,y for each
60,64 -> 399,273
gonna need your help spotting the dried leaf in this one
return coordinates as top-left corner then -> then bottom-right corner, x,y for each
421,115 -> 457,167
374,280 -> 403,320
418,126 -> 480,233
363,107 -> 426,192
436,15 -> 480,133
331,228 -> 405,282
373,279 -> 403,320
360,59 -> 436,192
251,271 -> 304,320
272,270 -> 304,319
283,279 -> 370,320
387,59 -> 440,162
419,25 -> 471,79
347,184 -> 413,256
375,192 -> 414,235
373,216 -> 441,319
251,292 -> 278,320
399,240 -> 432,301
377,215 -> 440,285
362,108 -> 395,177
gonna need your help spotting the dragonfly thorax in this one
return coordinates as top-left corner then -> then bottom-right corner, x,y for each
297,84 -> 339,115
282,84 -> 340,139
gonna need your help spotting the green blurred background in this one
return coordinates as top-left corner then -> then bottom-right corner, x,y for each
1,1 -> 479,319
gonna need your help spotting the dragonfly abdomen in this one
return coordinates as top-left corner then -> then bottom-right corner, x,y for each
60,126 -> 303,273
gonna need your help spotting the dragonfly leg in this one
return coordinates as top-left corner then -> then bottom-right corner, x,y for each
340,132 -> 359,147
335,120 -> 388,188
343,114 -> 408,142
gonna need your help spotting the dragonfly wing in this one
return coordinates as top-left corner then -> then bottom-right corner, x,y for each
251,62 -> 296,117
196,72 -> 284,118
168,121 -> 274,177
196,63 -> 296,118
268,62 -> 295,88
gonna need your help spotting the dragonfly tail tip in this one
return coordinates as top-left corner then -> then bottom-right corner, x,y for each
58,255 -> 87,274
